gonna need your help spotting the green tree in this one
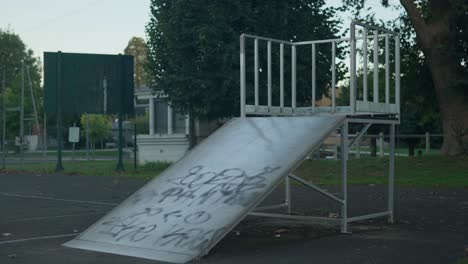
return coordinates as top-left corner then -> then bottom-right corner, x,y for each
0,29 -> 42,143
146,0 -> 341,146
80,114 -> 111,150
124,37 -> 149,88
342,0 -> 468,155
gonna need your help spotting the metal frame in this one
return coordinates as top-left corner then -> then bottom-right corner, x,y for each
240,20 -> 398,232
239,21 -> 401,119
247,119 -> 396,233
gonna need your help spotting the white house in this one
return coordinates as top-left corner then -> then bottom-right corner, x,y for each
134,86 -> 220,164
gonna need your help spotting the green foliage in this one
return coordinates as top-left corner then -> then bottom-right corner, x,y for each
124,37 -> 149,88
80,114 -> 112,144
146,0 -> 341,120
0,29 -> 42,139
296,156 -> 468,188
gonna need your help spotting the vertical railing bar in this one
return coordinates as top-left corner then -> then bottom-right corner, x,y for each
341,121 -> 349,233
395,35 -> 401,115
312,43 -> 316,112
280,43 -> 284,110
240,34 -> 246,117
331,41 -> 336,113
267,41 -> 272,108
385,33 -> 390,104
291,45 -> 296,111
254,38 -> 259,107
363,27 -> 368,102
373,30 -> 379,103
350,22 -> 356,114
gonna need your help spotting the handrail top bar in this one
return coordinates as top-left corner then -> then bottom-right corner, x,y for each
294,33 -> 389,45
242,33 -> 292,44
242,33 -> 393,46
353,21 -> 400,36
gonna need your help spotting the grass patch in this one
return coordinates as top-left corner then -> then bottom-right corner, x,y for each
454,258 -> 468,264
295,155 -> 468,188
2,156 -> 467,188
3,160 -> 170,180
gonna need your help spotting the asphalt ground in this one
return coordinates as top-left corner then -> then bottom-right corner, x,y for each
0,172 -> 467,264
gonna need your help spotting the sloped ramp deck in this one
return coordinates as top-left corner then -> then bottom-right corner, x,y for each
64,116 -> 345,263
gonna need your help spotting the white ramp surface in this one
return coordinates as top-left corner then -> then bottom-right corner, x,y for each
64,116 -> 345,263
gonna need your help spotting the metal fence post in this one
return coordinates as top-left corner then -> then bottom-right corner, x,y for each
1,66 -> 5,170
379,132 -> 384,157
356,137 -> 361,159
86,113 -> 90,160
425,132 -> 430,153
20,62 -> 24,169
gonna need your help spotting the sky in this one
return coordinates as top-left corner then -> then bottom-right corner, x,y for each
0,0 -> 401,63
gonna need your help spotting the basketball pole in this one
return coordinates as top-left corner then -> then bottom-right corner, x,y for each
55,51 -> 64,172
115,54 -> 125,171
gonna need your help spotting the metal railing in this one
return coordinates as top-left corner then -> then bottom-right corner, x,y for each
239,21 -> 400,118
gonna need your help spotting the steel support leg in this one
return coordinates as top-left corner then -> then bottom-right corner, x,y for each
285,176 -> 291,214
340,121 -> 349,233
388,124 -> 395,223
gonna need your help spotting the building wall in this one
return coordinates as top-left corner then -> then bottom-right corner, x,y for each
137,135 -> 189,164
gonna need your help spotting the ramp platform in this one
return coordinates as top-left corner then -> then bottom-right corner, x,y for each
64,116 -> 345,263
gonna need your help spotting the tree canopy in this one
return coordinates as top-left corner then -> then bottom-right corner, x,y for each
124,37 -> 149,88
146,0 -> 341,120
342,0 -> 468,155
0,29 -> 42,140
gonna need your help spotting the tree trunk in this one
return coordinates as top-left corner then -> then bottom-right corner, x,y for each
427,48 -> 468,155
400,0 -> 468,155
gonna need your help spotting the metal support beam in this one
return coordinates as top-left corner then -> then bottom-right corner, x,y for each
350,22 -> 356,114
247,212 -> 341,225
254,38 -> 259,108
373,31 -> 379,103
267,41 -> 272,108
340,121 -> 349,233
388,124 -> 395,223
348,123 -> 371,149
331,41 -> 336,112
385,34 -> 390,104
240,34 -> 246,117
312,43 -> 316,112
347,211 -> 391,223
254,203 -> 288,212
363,28 -> 368,102
289,174 -> 343,205
280,43 -> 284,110
291,45 -> 296,111
285,176 -> 291,214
